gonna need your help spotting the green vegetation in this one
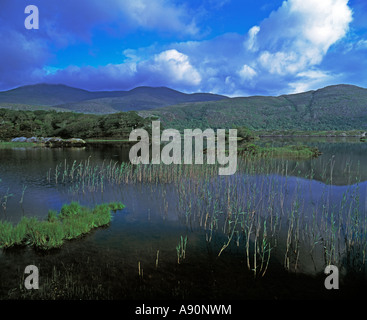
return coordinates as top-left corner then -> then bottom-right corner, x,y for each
236,126 -> 258,142
0,108 -> 153,140
0,84 -> 227,114
260,145 -> 321,158
85,139 -> 132,143
49,157 -> 367,277
235,126 -> 321,159
0,103 -> 67,112
256,129 -> 366,137
176,235 -> 188,264
238,143 -> 321,159
0,141 -> 43,149
140,84 -> 367,131
0,202 -> 125,250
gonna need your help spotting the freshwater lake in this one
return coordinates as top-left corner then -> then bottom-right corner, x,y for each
0,137 -> 366,299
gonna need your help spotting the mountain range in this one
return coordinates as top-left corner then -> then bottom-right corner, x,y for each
0,83 -> 366,131
0,84 -> 227,113
139,84 -> 367,131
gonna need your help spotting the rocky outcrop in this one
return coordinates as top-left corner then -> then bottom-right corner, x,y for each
11,137 -> 86,148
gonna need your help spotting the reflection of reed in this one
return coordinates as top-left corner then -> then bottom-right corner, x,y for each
176,235 -> 187,264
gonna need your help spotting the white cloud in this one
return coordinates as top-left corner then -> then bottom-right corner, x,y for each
245,26 -> 260,52
118,0 -> 199,35
356,39 -> 367,50
150,49 -> 202,86
252,0 -> 353,75
14,0 -> 355,96
289,70 -> 333,93
167,0 -> 355,95
238,64 -> 257,80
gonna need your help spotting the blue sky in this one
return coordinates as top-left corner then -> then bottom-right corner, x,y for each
0,0 -> 366,96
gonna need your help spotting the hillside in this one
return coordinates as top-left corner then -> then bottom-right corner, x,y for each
0,84 -> 228,113
139,84 -> 367,131
0,84 -> 102,106
57,88 -> 227,113
1,83 -> 366,131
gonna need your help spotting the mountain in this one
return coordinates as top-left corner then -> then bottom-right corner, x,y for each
0,84 -> 100,106
0,84 -> 228,113
138,84 -> 367,131
57,86 -> 228,113
1,83 -> 366,131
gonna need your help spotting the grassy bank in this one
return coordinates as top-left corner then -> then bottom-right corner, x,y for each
256,129 -> 366,137
238,143 -> 321,159
0,141 -> 43,149
0,202 -> 125,250
85,138 -> 133,143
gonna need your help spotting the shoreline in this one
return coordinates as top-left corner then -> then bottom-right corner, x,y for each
258,134 -> 363,137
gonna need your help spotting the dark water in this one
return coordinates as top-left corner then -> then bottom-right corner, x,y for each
0,139 -> 366,300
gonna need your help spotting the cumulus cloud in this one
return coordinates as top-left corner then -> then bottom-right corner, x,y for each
47,0 -> 355,95
181,0 -> 354,95
117,0 -> 199,36
148,49 -> 201,86
162,0 -> 354,95
238,65 -> 257,81
45,49 -> 201,91
0,0 -> 202,90
250,0 -> 353,76
0,0 -> 357,96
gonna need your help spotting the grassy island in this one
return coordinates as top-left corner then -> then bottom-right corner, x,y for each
0,202 -> 125,250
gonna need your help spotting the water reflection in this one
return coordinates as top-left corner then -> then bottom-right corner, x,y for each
257,137 -> 367,185
0,139 -> 366,298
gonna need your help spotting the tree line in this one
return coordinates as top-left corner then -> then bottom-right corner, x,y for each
0,109 -> 154,140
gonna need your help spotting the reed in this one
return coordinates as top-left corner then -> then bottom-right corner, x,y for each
176,235 -> 188,264
155,250 -> 160,268
0,220 -> 27,248
47,155 -> 367,276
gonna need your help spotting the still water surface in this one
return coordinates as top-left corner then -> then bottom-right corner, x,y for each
0,138 -> 366,299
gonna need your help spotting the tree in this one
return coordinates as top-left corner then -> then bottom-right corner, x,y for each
236,126 -> 256,142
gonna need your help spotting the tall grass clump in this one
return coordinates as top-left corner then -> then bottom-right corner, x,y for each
0,217 -> 30,249
0,202 -> 125,250
27,220 -> 65,250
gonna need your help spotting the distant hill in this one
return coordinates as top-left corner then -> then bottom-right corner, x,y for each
1,83 -> 366,131
0,84 -> 100,106
139,84 -> 367,131
0,84 -> 228,113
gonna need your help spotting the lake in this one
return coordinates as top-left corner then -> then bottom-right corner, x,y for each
0,138 -> 366,300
